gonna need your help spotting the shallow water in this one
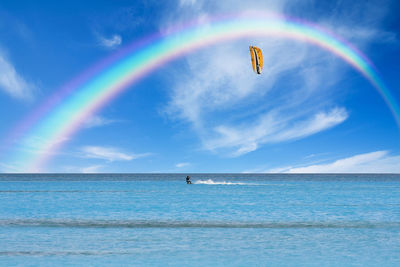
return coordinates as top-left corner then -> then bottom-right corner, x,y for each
0,173 -> 399,266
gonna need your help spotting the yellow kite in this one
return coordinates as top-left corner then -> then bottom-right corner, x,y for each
249,46 -> 263,74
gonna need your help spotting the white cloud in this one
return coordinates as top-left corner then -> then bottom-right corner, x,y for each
268,151 -> 400,173
0,162 -> 20,173
80,146 -> 150,162
205,108 -> 347,156
176,162 -> 190,168
0,53 -> 36,100
57,164 -> 105,173
161,0 -> 369,157
83,115 -> 118,128
97,34 -> 122,49
268,108 -> 348,142
81,165 -> 103,173
179,0 -> 197,7
334,26 -> 398,45
160,1 -> 395,157
21,135 -> 70,154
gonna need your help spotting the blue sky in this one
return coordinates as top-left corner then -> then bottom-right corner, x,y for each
0,0 -> 399,173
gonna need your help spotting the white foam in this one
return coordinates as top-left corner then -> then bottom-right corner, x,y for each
194,179 -> 248,185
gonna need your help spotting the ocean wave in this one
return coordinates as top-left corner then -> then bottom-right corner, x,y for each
1,219 -> 399,229
0,190 -> 135,193
0,250 -> 131,256
194,179 -> 251,185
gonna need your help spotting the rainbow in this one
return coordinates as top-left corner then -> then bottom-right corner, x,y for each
6,12 -> 400,172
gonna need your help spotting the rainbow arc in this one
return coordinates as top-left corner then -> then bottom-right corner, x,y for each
4,13 -> 399,172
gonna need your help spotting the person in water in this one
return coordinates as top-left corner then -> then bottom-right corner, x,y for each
186,176 -> 192,184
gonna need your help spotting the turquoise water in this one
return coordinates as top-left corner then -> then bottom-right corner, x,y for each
0,173 -> 399,266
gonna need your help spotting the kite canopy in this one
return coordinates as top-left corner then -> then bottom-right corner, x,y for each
249,45 -> 263,74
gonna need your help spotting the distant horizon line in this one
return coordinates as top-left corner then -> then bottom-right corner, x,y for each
0,173 -> 399,175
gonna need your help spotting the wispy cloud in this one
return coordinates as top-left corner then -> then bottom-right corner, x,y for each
179,0 -> 197,7
80,165 -> 104,173
83,115 -> 119,128
334,26 -> 398,45
0,162 -> 21,173
0,52 -> 37,100
268,108 -> 348,143
205,108 -> 347,156
267,151 -> 400,173
80,146 -> 150,162
315,1 -> 398,46
21,135 -> 70,152
176,162 -> 190,168
97,34 -> 122,49
60,164 -> 105,173
161,0 -> 391,157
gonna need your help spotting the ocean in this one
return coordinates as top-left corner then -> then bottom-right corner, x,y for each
0,173 -> 399,266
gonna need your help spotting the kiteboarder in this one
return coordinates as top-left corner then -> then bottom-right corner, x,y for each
186,176 -> 192,184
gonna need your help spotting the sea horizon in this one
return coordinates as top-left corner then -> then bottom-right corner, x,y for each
1,173 -> 400,265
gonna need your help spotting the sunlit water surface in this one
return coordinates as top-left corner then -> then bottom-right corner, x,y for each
0,173 -> 399,266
